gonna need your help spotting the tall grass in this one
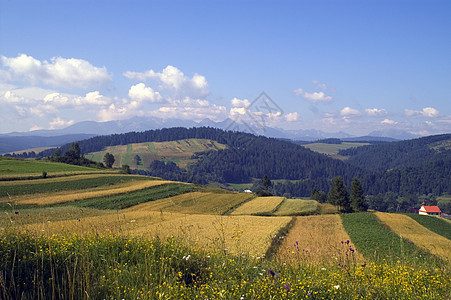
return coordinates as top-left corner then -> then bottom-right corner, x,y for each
1,232 -> 449,299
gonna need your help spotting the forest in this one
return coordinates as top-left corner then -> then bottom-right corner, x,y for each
33,127 -> 451,209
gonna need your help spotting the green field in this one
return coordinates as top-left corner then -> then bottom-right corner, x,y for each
84,138 -> 226,169
303,142 -> 369,159
0,157 -> 99,177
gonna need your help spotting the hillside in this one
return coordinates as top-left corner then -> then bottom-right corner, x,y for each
1,159 -> 450,299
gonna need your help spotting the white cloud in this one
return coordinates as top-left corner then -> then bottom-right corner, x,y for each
340,107 -> 361,116
381,119 -> 398,125
124,65 -> 209,98
1,54 -> 112,89
285,112 -> 298,122
312,80 -> 328,90
365,108 -> 388,116
29,125 -> 44,131
405,107 -> 440,118
49,117 -> 74,129
294,88 -> 333,103
128,83 -> 162,103
231,97 -> 251,108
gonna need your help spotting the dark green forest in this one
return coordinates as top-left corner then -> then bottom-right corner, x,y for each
36,127 -> 451,211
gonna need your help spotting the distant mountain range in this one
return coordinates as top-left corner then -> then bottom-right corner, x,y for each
0,116 -> 419,154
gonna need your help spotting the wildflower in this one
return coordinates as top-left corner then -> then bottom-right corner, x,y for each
267,269 -> 276,277
282,282 -> 291,292
334,284 -> 340,289
14,210 -> 19,215
349,247 -> 355,253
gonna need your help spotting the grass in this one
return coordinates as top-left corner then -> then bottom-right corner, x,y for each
303,142 -> 369,159
340,212 -> 442,266
0,157 -> 98,177
0,174 -> 151,199
130,191 -> 255,215
84,138 -> 226,169
15,180 -> 175,206
405,213 -> 451,240
1,232 -> 449,299
65,183 -> 197,210
273,199 -> 319,216
231,197 -> 285,215
376,212 -> 451,261
277,214 -> 363,265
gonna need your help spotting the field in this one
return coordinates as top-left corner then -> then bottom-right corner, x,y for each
303,142 -> 369,160
84,138 -> 226,169
231,196 -> 284,215
1,159 -> 450,299
273,198 -> 319,216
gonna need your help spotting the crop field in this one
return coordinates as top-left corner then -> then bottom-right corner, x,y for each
273,199 -> 319,216
231,196 -> 284,215
1,160 -> 450,299
277,214 -> 363,265
405,213 -> 451,240
0,157 -> 99,177
340,213 -> 442,266
375,212 -> 451,261
84,138 -> 226,169
0,174 -> 151,199
129,191 -> 255,215
303,142 -> 369,159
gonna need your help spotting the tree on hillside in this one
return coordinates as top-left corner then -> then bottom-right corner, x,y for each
65,142 -> 81,160
327,176 -> 352,213
350,177 -> 367,212
262,174 -> 272,191
103,153 -> 115,168
311,188 -> 327,203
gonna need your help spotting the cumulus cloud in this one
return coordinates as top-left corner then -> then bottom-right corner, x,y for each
312,80 -> 328,90
381,119 -> 398,125
405,107 -> 440,118
294,88 -> 333,103
124,65 -> 209,98
128,83 -> 162,103
231,97 -> 251,108
49,117 -> 74,129
285,112 -> 298,122
1,54 -> 112,89
366,108 -> 388,116
340,107 -> 361,116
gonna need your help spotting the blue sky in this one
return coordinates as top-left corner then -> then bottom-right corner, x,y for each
1,0 -> 450,136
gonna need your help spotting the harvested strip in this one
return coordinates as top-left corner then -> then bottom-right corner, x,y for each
127,192 -> 253,215
274,199 -> 318,216
15,180 -> 174,205
277,214 -> 363,265
231,197 -> 284,215
375,212 -> 451,261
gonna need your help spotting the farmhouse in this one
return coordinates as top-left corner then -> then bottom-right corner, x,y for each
418,205 -> 442,216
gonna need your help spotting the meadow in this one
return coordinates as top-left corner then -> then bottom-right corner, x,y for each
302,142 -> 369,160
0,158 -> 450,299
84,138 -> 226,169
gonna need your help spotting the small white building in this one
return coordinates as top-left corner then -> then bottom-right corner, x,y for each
418,205 -> 442,216
244,189 -> 253,193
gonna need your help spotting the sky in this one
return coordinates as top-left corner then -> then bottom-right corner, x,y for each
1,0 -> 450,136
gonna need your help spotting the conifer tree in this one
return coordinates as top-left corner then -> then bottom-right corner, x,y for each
327,176 -> 352,212
350,177 -> 367,212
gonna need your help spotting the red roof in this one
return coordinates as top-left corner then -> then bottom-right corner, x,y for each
420,206 -> 441,213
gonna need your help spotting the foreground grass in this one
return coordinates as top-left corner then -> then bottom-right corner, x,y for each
0,232 -> 449,299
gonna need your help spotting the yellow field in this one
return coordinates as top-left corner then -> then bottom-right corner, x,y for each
273,199 -> 318,216
231,196 -> 284,215
13,180 -> 175,205
375,212 -> 451,261
277,214 -> 363,265
0,172 -> 120,185
17,210 -> 291,257
128,191 -> 254,215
